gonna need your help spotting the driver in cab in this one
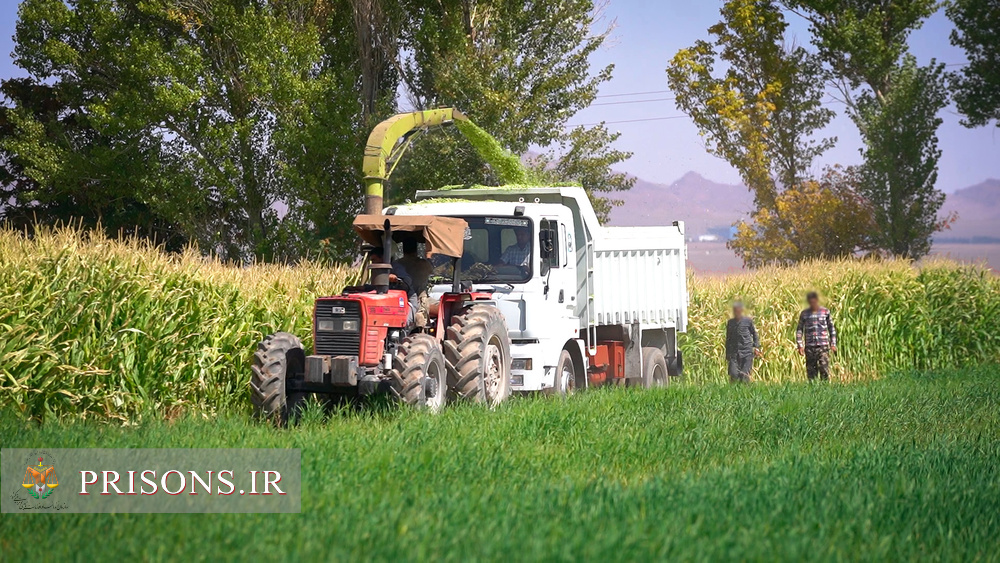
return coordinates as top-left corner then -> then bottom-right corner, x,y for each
500,226 -> 531,268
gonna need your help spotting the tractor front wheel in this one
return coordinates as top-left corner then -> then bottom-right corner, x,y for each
444,304 -> 512,406
251,332 -> 306,423
391,334 -> 447,412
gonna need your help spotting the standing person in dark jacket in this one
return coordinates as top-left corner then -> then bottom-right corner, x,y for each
726,302 -> 761,383
795,292 -> 838,381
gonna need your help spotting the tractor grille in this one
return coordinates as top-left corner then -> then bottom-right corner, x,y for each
314,299 -> 362,357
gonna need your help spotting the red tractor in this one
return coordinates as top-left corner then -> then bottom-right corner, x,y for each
251,215 -> 512,420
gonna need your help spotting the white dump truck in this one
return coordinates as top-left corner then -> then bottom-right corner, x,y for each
391,185 -> 688,393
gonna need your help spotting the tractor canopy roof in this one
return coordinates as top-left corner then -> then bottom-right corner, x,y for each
352,214 -> 468,258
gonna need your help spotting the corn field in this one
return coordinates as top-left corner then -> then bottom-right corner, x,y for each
682,259 -> 1000,383
1,226 -> 998,421
0,226 -> 356,421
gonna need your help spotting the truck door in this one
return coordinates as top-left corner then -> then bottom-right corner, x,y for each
539,218 -> 577,320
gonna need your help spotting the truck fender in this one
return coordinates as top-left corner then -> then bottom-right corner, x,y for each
564,339 -> 588,390
641,326 -> 678,360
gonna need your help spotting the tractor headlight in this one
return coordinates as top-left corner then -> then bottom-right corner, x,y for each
318,320 -> 335,332
341,320 -> 359,332
511,358 -> 532,371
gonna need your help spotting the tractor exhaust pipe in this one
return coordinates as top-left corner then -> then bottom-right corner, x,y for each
370,264 -> 391,294
452,257 -> 462,294
382,219 -> 392,259
369,219 -> 393,294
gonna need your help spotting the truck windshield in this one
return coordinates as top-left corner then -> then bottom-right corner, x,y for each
428,216 -> 533,285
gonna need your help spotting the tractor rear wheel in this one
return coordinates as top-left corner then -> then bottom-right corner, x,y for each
642,347 -> 669,388
391,334 -> 447,412
444,304 -> 512,406
251,332 -> 306,423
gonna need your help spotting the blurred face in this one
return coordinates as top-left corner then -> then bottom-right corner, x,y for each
515,228 -> 531,247
808,296 -> 820,310
732,305 -> 744,318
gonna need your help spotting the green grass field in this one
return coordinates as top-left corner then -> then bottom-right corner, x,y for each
3,365 -> 999,561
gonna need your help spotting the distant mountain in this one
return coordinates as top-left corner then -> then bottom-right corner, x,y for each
937,179 -> 1000,242
609,173 -> 1000,243
607,172 -> 752,237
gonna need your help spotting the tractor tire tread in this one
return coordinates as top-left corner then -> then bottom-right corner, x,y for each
250,332 -> 304,421
389,334 -> 446,411
443,304 -> 512,404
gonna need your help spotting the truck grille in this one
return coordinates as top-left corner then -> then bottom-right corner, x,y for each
314,299 -> 362,357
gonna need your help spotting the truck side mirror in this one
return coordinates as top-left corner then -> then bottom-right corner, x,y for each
539,230 -> 554,260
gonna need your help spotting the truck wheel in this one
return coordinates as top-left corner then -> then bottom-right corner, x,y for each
391,334 -> 447,412
552,349 -> 577,396
642,347 -> 669,388
251,332 -> 306,422
444,304 -> 511,406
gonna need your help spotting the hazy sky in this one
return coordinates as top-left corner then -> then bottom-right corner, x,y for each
2,0 -> 997,191
571,1 -> 999,190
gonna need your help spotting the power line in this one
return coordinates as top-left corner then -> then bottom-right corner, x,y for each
589,90 -> 889,112
596,63 -> 968,101
576,67 -> 977,126
595,89 -> 672,99
592,96 -> 676,107
568,115 -> 689,127
595,65 -> 967,101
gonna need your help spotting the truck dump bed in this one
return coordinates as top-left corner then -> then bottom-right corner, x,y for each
591,225 -> 688,332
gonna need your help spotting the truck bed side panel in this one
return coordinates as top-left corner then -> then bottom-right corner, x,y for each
592,226 -> 688,332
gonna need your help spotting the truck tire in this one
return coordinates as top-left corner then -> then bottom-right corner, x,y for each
251,332 -> 306,422
444,304 -> 511,406
551,349 -> 577,396
668,349 -> 684,377
642,347 -> 669,388
390,334 -> 447,412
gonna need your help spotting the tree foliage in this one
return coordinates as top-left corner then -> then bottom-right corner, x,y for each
2,0 -> 630,258
667,0 -> 834,210
784,0 -> 948,259
4,0 -> 369,261
730,166 -> 875,268
854,57 -> 950,258
947,0 -> 1000,128
0,78 -> 187,248
784,0 -> 938,94
391,0 -> 633,220
668,0 -> 858,268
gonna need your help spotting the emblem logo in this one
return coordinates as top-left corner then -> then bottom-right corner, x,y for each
22,453 -> 58,500
398,297 -> 405,308
331,306 -> 346,315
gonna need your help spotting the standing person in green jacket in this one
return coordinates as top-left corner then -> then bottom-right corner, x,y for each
726,302 -> 762,383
